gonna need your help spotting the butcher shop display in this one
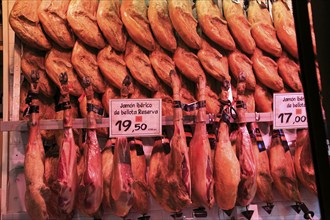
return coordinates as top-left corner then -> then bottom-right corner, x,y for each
5,0 -> 321,219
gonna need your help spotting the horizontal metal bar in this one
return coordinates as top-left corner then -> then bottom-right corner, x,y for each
0,112 -> 274,132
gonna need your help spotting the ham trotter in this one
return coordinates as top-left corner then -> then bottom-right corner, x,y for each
24,71 -> 50,220
149,70 -> 192,213
235,73 -> 257,207
269,129 -> 301,202
78,77 -> 103,217
189,75 -> 214,208
249,123 -> 274,205
129,138 -> 150,215
110,76 -> 134,217
54,72 -> 78,216
214,80 -> 240,212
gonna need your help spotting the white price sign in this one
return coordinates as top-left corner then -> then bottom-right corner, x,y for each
109,99 -> 162,137
273,93 -> 308,129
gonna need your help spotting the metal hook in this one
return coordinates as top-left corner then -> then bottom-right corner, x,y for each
255,112 -> 261,122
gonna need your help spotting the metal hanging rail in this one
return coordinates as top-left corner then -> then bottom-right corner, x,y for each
0,112 -> 273,132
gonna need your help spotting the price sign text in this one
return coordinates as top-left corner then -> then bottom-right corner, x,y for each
273,93 -> 308,129
109,99 -> 162,137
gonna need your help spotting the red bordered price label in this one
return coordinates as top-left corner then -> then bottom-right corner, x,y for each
273,93 -> 308,129
109,99 -> 162,137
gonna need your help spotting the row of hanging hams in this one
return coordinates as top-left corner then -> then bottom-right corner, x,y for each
21,70 -> 317,220
11,0 -> 319,219
10,0 -> 314,117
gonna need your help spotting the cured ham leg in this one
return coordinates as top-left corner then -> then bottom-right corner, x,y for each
168,0 -> 201,49
235,74 -> 257,206
294,130 -> 317,194
174,44 -> 205,83
277,52 -> 302,92
78,77 -> 103,216
249,123 -> 274,204
71,40 -> 106,94
21,47 -> 56,98
97,0 -> 127,52
102,138 -> 115,209
222,0 -> 256,54
214,80 -> 240,211
54,73 -> 78,216
110,76 -> 134,217
189,75 -> 214,208
24,71 -> 50,220
196,0 -> 235,51
67,0 -> 106,49
38,0 -> 75,49
110,138 -> 134,217
45,46 -> 84,97
247,0 -> 282,57
125,39 -> 159,92
197,40 -> 231,83
148,0 -> 177,52
120,0 -> 156,51
228,50 -> 256,91
251,48 -> 284,92
254,83 -> 273,112
269,129 -> 301,202
149,70 -> 192,213
97,45 -> 130,90
272,0 -> 298,59
149,44 -> 175,87
129,138 -> 149,215
9,0 -> 52,50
